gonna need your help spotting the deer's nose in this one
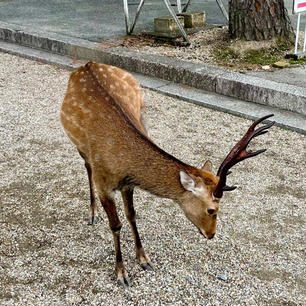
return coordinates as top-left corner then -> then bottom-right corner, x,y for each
199,229 -> 215,239
207,233 -> 215,239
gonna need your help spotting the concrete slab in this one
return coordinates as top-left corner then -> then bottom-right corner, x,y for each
154,82 -> 306,134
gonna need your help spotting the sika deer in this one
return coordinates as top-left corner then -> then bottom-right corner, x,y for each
60,61 -> 274,286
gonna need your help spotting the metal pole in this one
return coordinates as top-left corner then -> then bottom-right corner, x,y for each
177,0 -> 182,13
130,0 -> 146,34
294,13 -> 301,54
163,0 -> 190,44
182,0 -> 191,13
123,0 -> 130,34
215,0 -> 229,21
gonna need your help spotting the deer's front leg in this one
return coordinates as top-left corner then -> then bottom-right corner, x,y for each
121,187 -> 153,271
99,194 -> 131,287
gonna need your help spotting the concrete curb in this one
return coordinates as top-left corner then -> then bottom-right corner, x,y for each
1,21 -> 305,116
1,39 -> 305,135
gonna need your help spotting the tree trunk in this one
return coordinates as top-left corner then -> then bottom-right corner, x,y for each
229,0 -> 295,41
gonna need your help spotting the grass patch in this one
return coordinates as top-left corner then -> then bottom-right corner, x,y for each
213,44 -> 286,68
244,49 -> 280,65
275,36 -> 293,52
289,56 -> 306,64
214,46 -> 239,62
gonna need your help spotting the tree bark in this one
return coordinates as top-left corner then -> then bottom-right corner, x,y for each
229,0 -> 295,41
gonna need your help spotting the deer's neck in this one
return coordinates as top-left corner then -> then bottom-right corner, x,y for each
125,135 -> 194,202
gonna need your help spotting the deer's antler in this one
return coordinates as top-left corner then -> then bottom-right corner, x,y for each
213,114 -> 275,199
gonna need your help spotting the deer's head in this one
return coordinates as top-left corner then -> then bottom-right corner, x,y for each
179,161 -> 219,239
178,115 -> 275,239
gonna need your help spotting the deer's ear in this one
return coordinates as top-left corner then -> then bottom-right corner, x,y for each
202,160 -> 212,172
179,171 -> 196,192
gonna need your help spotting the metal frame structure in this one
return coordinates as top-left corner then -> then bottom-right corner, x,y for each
122,0 -> 228,44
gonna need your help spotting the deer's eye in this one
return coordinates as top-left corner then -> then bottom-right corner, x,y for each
207,209 -> 216,215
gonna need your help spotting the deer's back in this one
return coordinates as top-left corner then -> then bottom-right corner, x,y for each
61,62 -> 146,153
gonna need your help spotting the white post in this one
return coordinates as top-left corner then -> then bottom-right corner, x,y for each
294,13 -> 301,54
303,16 -> 306,52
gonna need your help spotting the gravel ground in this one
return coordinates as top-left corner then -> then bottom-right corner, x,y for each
0,52 -> 305,306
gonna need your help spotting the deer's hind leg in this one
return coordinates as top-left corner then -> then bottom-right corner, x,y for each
98,192 -> 131,287
121,187 -> 153,271
78,150 -> 99,225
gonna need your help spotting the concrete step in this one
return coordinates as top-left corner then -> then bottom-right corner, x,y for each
1,20 -> 305,116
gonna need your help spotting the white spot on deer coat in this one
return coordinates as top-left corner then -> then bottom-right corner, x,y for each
95,154 -> 102,161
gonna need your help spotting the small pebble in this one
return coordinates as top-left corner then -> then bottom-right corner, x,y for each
217,274 -> 228,281
262,65 -> 270,70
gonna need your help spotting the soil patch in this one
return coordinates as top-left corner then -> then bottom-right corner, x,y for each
122,26 -> 306,71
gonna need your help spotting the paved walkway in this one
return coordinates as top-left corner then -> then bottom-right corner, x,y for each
0,0 -> 227,41
0,0 -> 303,42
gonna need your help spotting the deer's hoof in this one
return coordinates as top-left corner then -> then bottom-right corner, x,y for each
117,277 -> 131,288
140,262 -> 154,271
88,216 -> 99,225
